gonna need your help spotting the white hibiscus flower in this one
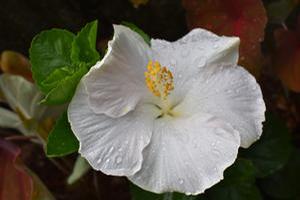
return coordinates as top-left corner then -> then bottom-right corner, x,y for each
68,25 -> 265,195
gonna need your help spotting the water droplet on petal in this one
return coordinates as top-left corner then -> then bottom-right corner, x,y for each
106,158 -> 110,163
212,37 -> 219,42
225,89 -> 232,93
184,161 -> 189,166
213,148 -> 221,156
213,43 -> 219,49
214,167 -> 218,172
195,57 -> 206,68
97,158 -> 102,164
109,146 -> 114,153
116,156 -> 122,164
179,178 -> 184,184
214,88 -> 220,93
197,46 -> 205,51
216,128 -> 226,135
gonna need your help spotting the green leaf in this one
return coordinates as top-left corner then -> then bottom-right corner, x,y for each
122,21 -> 151,45
46,112 -> 79,157
67,155 -> 91,185
130,184 -> 197,200
30,29 -> 75,93
41,64 -> 88,105
71,20 -> 100,65
240,113 -> 292,177
259,149 -> 300,199
267,0 -> 297,24
200,159 -> 262,200
30,21 -> 100,105
41,67 -> 73,92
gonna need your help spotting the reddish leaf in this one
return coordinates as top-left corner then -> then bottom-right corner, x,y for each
130,0 -> 149,8
182,0 -> 267,77
274,22 -> 300,92
0,139 -> 33,200
0,51 -> 33,82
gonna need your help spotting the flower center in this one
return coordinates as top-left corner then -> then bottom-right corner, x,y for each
144,60 -> 174,99
145,61 -> 176,118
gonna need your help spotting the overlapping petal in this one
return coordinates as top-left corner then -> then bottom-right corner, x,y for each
175,63 -> 265,148
68,80 -> 159,176
84,25 -> 152,118
151,28 -> 240,69
68,24 -> 265,195
129,113 -> 240,195
151,28 -> 239,103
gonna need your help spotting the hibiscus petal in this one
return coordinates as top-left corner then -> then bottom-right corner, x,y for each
151,28 -> 239,104
68,80 -> 158,176
129,113 -> 240,195
84,25 -> 152,117
175,63 -> 265,148
151,28 -> 240,71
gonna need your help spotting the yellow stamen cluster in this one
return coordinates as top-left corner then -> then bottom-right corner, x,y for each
144,61 -> 174,99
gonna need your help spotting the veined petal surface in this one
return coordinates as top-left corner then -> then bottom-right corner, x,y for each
175,63 -> 265,148
84,25 -> 152,118
151,28 -> 240,103
129,113 -> 240,195
68,80 -> 159,176
68,25 -> 265,195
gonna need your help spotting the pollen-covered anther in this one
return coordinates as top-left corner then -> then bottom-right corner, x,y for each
144,61 -> 174,99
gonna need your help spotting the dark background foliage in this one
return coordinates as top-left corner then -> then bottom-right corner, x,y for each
1,0 -> 300,199
0,0 -> 187,55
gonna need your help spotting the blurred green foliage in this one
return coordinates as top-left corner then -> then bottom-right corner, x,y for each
30,21 -> 99,105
